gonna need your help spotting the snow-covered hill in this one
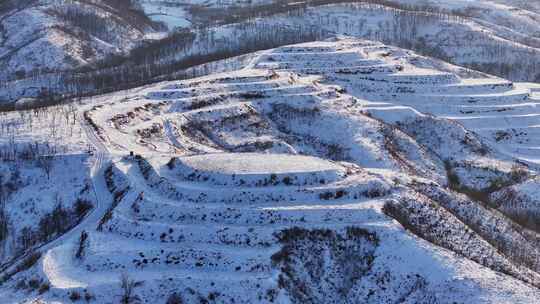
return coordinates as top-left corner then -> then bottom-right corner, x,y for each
0,0 -> 157,83
3,37 -> 540,303
134,0 -> 540,83
7,0 -> 540,106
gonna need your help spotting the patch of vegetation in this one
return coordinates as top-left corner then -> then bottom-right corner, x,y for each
166,158 -> 177,170
166,292 -> 184,304
27,277 -> 41,290
17,252 -> 41,273
38,282 -> 50,294
69,290 -> 81,301
444,161 -> 529,206
18,197 -> 93,250
84,290 -> 95,302
119,273 -> 143,304
75,230 -> 89,259
319,189 -> 348,200
0,251 -> 42,285
98,164 -> 130,231
272,227 -> 379,303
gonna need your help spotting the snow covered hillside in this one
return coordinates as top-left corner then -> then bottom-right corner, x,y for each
8,0 -> 540,106
3,37 -> 540,303
137,0 -> 278,29
0,103 -> 99,287
0,0 -> 158,83
120,0 -> 540,84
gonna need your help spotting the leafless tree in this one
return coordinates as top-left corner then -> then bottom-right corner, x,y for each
38,156 -> 54,180
119,273 -> 141,304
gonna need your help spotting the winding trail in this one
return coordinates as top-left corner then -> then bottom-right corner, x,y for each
40,112 -> 113,288
0,110 -> 112,289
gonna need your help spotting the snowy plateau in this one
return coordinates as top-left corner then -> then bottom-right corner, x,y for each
2,1 -> 540,304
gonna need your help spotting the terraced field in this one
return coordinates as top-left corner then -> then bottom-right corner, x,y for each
250,38 -> 540,163
6,37 -> 540,303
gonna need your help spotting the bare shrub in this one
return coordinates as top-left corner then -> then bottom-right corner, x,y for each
119,273 -> 142,304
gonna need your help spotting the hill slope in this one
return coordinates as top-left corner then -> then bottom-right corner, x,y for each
2,37 -> 540,303
7,0 -> 540,106
0,0 -> 157,82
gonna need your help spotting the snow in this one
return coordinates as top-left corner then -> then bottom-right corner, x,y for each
138,1 -> 192,29
6,0 -> 540,105
177,152 -> 343,174
3,34 -> 540,303
0,0 -> 148,86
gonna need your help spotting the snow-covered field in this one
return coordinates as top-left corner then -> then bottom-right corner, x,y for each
3,37 -> 540,303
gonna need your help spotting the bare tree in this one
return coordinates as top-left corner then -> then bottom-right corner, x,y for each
75,230 -> 88,259
0,175 -> 5,209
166,293 -> 183,304
37,156 -> 54,180
119,273 -> 141,304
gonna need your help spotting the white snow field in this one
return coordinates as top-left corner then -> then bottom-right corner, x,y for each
3,37 -> 540,303
170,153 -> 346,186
